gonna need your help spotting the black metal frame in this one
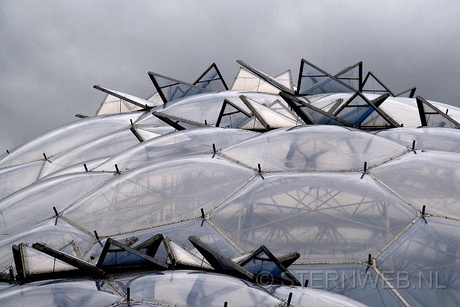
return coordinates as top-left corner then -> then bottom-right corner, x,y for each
148,72 -> 211,104
193,62 -> 229,91
296,59 -> 358,95
215,98 -> 252,128
416,96 -> 460,128
334,61 -> 363,92
333,92 -> 400,129
280,92 -> 355,127
152,111 -> 209,130
93,85 -> 150,109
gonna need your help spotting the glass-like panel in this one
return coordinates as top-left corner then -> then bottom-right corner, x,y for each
193,63 -> 228,92
83,220 -> 241,265
39,129 -> 139,178
0,112 -> 142,168
158,91 -> 280,127
287,264 -> 403,307
211,172 -> 416,262
124,271 -> 282,306
0,172 -> 112,239
377,127 -> 460,153
41,157 -> 109,179
216,98 -> 251,128
360,110 -> 395,129
0,279 -> 121,306
297,60 -> 330,94
94,128 -> 257,172
150,73 -> 211,103
417,96 -> 460,128
377,217 -> 460,306
396,87 -> 416,98
335,62 -> 361,91
271,284 -> 369,307
64,158 -> 254,236
371,150 -> 460,219
301,77 -> 355,95
240,250 -> 283,277
306,93 -> 350,113
333,93 -> 397,130
222,125 -> 406,172
362,72 -> 392,95
0,160 -> 43,200
100,245 -> 149,267
336,105 -> 374,126
280,93 -> 353,126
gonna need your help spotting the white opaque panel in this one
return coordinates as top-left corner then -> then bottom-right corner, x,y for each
0,160 -> 43,200
169,240 -> 212,269
94,128 -> 258,172
24,245 -> 78,274
39,129 -> 139,178
245,100 -> 298,128
96,98 -> 143,115
378,217 -> 460,306
211,173 -> 416,262
95,88 -> 158,116
377,127 -> 460,153
268,99 -> 298,121
0,172 -> 113,239
231,67 -> 283,94
379,97 -> 421,127
222,125 -> 407,172
135,126 -> 175,141
64,157 -> 254,236
371,150 -> 460,219
274,70 -> 294,90
432,100 -> 460,122
0,112 -> 142,168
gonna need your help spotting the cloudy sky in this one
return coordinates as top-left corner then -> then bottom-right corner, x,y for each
1,1 -> 459,152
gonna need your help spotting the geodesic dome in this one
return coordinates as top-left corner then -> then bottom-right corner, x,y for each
1,59 -> 460,306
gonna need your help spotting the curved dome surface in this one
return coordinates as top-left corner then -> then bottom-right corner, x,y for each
211,172 -> 416,262
2,59 -> 460,306
94,127 -> 258,172
371,150 -> 460,219
377,127 -> 460,153
222,125 -> 407,172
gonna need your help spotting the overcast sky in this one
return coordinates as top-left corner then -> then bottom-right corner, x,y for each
1,1 -> 459,152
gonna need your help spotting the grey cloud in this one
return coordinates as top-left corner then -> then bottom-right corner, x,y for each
1,0 -> 459,151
